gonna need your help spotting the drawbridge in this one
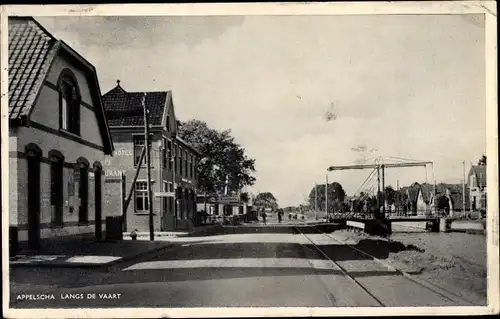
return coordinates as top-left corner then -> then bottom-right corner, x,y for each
323,156 -> 435,221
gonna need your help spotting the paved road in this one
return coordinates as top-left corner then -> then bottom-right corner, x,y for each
10,225 -> 464,308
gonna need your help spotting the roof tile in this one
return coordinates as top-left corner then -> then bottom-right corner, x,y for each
8,17 -> 56,120
102,84 -> 168,127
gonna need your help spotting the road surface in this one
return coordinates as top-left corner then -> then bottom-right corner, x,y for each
10,224 -> 473,308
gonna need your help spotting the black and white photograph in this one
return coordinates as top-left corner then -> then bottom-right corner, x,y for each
1,2 -> 498,318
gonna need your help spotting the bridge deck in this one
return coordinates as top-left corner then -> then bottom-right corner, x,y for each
328,217 -> 440,223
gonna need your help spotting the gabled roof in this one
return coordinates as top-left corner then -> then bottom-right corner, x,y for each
8,17 -> 114,155
102,82 -> 168,127
407,183 -> 421,203
469,165 -> 487,187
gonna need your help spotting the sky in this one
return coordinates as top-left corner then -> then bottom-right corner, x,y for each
36,14 -> 486,207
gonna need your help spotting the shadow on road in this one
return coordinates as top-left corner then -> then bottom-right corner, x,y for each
73,267 -> 403,287
10,237 -> 424,290
194,224 -> 345,236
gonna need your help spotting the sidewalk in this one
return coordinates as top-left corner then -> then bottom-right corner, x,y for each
10,224 -> 223,268
10,237 -> 176,269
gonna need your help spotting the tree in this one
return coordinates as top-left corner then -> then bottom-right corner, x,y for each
240,192 -> 250,204
177,119 -> 256,195
478,155 -> 487,166
254,192 -> 278,210
308,182 -> 346,214
435,194 -> 450,211
384,186 -> 396,206
394,190 -> 410,213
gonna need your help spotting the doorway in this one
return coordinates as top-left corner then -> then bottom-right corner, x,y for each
27,151 -> 41,251
78,162 -> 89,223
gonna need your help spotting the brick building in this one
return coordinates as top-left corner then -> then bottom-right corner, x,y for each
8,17 -> 114,251
102,81 -> 200,231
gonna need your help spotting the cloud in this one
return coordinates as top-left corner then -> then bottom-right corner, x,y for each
36,16 -> 245,49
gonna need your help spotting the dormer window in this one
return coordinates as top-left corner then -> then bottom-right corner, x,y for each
58,71 -> 81,135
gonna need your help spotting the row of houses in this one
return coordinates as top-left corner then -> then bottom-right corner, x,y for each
387,164 -> 487,216
7,17 -> 201,251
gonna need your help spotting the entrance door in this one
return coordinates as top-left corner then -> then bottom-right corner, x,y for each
94,170 -> 102,240
27,155 -> 41,251
79,165 -> 89,223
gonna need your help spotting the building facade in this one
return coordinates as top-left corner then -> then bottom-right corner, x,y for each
468,164 -> 487,212
8,17 -> 114,251
102,82 -> 200,231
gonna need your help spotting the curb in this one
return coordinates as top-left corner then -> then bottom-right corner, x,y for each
10,243 -> 178,269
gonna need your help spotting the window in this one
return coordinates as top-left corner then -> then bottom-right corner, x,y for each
163,182 -> 174,215
162,138 -> 167,168
167,140 -> 173,171
166,182 -> 173,192
50,155 -> 64,225
134,182 -> 149,212
166,115 -> 170,132
188,155 -> 192,178
59,77 -> 80,135
184,151 -> 188,177
178,146 -> 183,175
133,135 -> 152,166
191,158 -> 195,179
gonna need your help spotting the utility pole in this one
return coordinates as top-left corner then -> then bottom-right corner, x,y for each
325,174 -> 329,221
397,179 -> 399,216
433,179 -> 437,216
377,166 -> 381,210
142,93 -> 154,241
381,164 -> 385,217
463,160 -> 466,219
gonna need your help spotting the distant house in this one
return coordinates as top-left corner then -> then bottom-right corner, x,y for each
468,164 -> 487,212
8,17 -> 114,252
396,182 -> 468,217
427,183 -> 469,217
401,183 -> 430,215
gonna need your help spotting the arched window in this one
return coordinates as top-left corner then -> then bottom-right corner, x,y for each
58,69 -> 81,135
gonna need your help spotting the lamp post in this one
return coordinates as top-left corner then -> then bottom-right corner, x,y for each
325,173 -> 329,221
142,93 -> 154,241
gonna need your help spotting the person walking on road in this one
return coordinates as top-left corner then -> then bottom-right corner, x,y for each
262,211 -> 267,225
278,210 -> 282,223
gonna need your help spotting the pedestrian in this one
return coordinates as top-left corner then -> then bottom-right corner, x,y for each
278,210 -> 282,223
130,229 -> 138,241
262,211 -> 267,225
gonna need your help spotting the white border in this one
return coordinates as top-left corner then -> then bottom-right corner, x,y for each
1,2 -> 498,318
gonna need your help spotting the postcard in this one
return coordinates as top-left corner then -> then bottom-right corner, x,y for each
1,2 -> 498,318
